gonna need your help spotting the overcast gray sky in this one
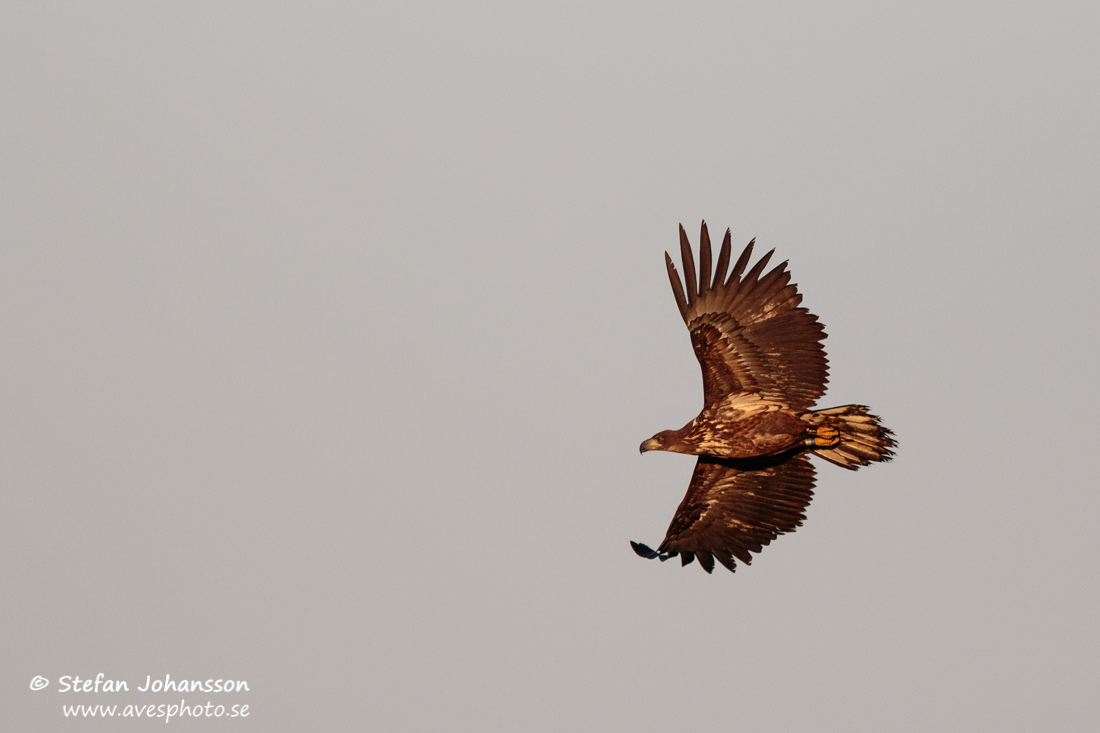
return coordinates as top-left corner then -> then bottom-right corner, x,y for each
3,3 -> 1099,731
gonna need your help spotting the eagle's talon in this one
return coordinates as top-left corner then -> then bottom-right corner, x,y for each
809,425 -> 841,448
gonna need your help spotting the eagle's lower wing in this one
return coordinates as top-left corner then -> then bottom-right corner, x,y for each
665,222 -> 829,410
647,452 -> 816,573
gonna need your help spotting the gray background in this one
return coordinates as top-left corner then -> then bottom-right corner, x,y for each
3,3 -> 1098,731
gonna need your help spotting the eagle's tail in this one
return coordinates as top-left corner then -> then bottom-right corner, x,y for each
805,405 -> 896,470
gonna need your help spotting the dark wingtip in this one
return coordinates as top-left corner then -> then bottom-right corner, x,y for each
630,541 -> 660,559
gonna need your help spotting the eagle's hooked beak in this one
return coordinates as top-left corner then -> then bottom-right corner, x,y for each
639,437 -> 661,454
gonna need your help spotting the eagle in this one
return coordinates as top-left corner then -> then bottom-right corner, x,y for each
632,222 -> 895,574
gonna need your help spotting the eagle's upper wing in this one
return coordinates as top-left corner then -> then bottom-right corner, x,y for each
633,452 -> 816,573
666,222 -> 828,410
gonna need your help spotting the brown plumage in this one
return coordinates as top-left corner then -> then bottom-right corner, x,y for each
633,222 -> 895,574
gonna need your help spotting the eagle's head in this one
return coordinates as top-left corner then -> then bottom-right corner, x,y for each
640,430 -> 679,454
